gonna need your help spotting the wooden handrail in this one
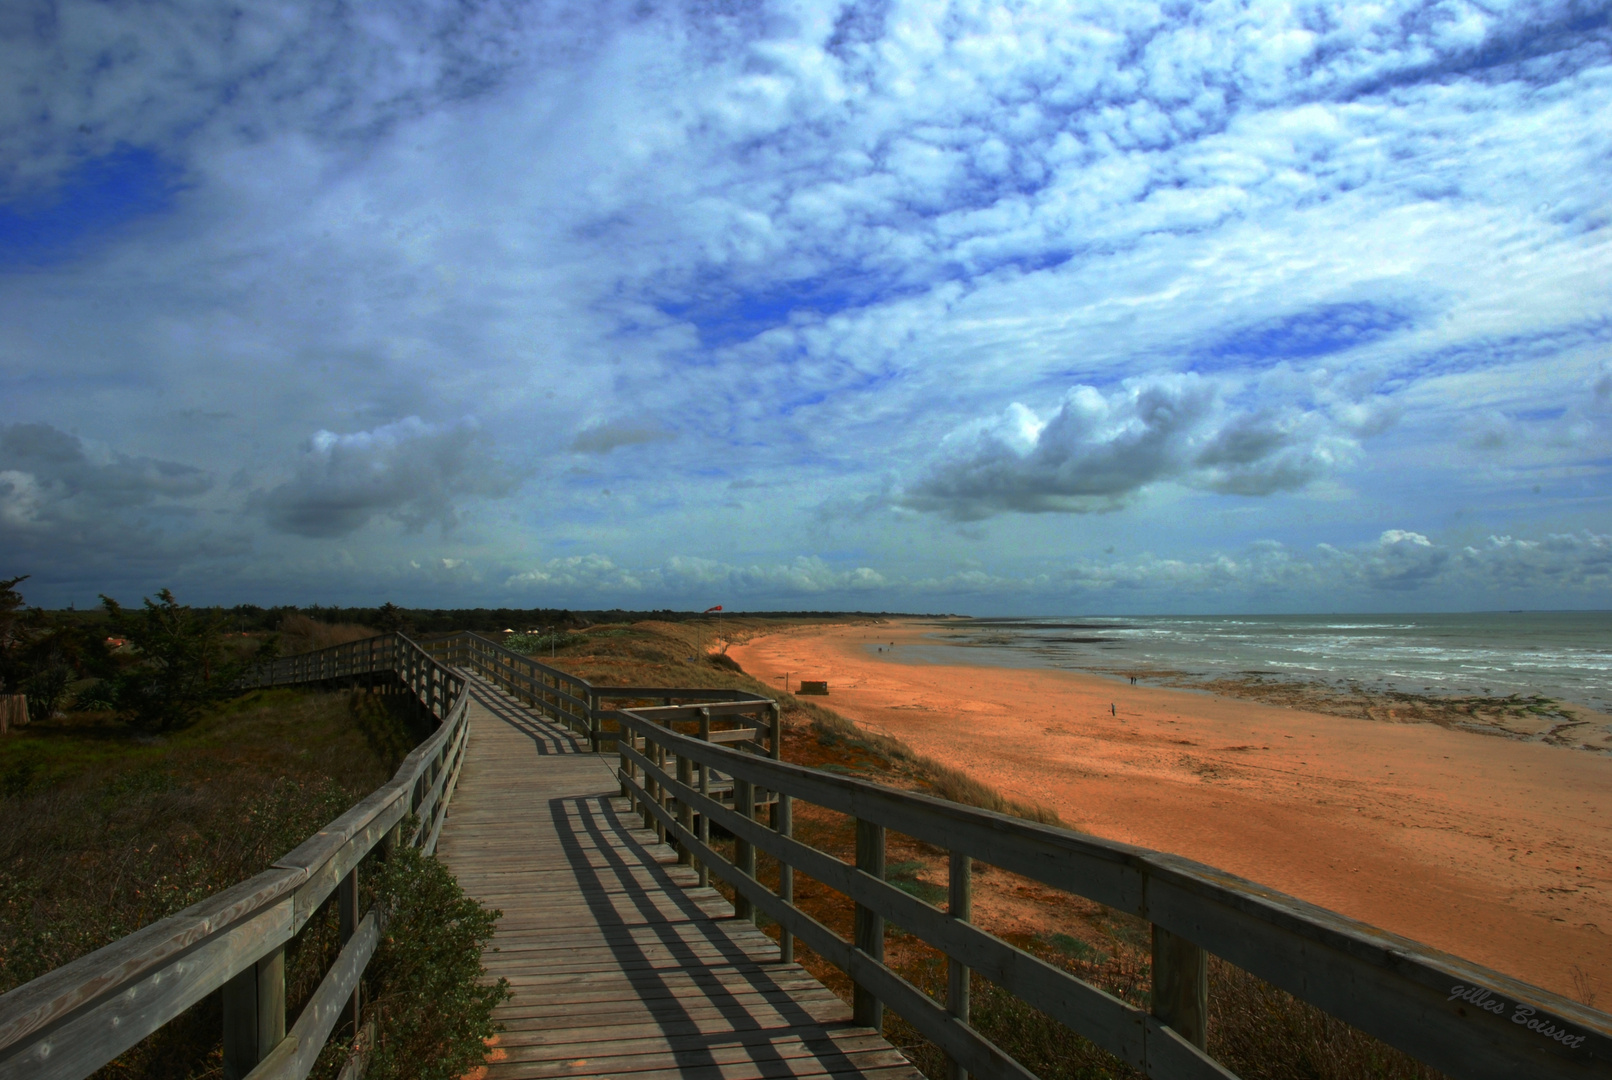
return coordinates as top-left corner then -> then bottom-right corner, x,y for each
0,634 -> 473,1080
438,632 -> 780,756
613,709 -> 1612,1080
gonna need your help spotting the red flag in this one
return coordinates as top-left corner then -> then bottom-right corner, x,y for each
703,605 -> 723,613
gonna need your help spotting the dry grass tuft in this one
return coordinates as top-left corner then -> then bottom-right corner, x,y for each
798,702 -> 1063,825
1209,958 -> 1445,1079
276,613 -> 381,655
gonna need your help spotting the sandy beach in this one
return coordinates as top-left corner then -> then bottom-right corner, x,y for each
730,620 -> 1612,1003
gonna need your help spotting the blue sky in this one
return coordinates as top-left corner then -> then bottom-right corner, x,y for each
1,0 -> 1609,613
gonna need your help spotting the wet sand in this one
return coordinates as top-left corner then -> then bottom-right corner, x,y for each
730,621 -> 1612,1003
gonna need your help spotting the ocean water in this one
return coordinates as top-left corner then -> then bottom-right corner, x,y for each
887,612 -> 1612,714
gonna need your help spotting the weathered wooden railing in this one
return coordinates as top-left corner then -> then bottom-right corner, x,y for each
613,709 -> 1612,1080
0,634 -> 471,1080
423,630 -> 779,759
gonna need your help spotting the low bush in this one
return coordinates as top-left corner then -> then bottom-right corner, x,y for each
505,629 -> 587,656
356,836 -> 510,1080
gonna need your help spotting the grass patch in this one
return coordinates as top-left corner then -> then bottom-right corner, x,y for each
887,860 -> 948,905
0,683 -> 450,1078
504,630 -> 588,656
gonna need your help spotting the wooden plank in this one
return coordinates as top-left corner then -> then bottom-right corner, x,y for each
491,968 -> 832,992
622,771 -> 1035,1080
275,788 -> 408,931
487,1055 -> 921,1080
493,1011 -> 854,1043
594,689 -> 764,703
616,713 -> 1147,912
493,984 -> 847,1015
629,746 -> 1150,1065
481,930 -> 776,957
1142,860 -> 1612,1079
490,1033 -> 905,1072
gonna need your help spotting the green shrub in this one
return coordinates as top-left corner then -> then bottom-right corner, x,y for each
504,630 -> 585,656
102,589 -> 241,732
361,839 -> 510,1080
21,665 -> 71,722
70,679 -> 117,712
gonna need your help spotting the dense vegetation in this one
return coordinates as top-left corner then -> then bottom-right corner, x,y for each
34,598 -> 945,637
0,579 -> 507,1080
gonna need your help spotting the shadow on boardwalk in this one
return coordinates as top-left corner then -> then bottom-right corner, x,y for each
439,675 -> 919,1080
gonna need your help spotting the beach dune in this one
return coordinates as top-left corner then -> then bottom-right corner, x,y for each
730,621 -> 1612,1004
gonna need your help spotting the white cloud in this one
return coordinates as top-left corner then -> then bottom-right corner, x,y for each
491,527 -> 1612,609
3,0 -> 1610,609
899,373 -> 1364,519
0,470 -> 43,526
504,553 -> 886,599
257,417 -> 518,538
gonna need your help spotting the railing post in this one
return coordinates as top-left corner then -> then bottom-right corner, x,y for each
636,727 -> 653,832
734,777 -> 756,923
853,817 -> 885,1031
653,723 -> 668,844
777,793 -> 793,963
589,691 -> 601,753
946,852 -> 972,1080
768,702 -> 782,763
1152,924 -> 1209,1050
697,712 -> 712,889
676,752 -> 694,867
618,711 -> 631,799
339,866 -> 361,1038
221,945 -> 284,1079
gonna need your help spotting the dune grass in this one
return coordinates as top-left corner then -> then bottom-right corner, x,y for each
0,684 -> 450,1079
274,612 -> 382,655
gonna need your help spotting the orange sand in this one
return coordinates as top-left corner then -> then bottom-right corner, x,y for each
730,621 -> 1612,1002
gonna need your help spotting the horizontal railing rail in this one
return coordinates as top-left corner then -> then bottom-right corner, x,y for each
0,634 -> 473,1080
613,709 -> 1612,1080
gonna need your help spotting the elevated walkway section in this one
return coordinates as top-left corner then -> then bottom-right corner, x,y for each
438,675 -> 922,1080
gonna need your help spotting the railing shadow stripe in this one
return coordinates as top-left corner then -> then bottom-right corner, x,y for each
547,794 -> 864,1073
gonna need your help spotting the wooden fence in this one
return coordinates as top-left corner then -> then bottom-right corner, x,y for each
0,634 -> 470,1080
611,708 -> 1612,1080
0,695 -> 24,735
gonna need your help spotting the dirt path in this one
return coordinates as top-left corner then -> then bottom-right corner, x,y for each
730,621 -> 1612,1005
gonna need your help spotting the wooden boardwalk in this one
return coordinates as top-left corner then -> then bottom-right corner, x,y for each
437,675 -> 923,1080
